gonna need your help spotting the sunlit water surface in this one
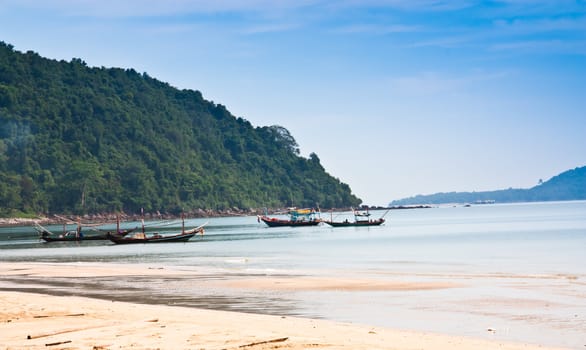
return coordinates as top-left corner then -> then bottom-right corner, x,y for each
1,201 -> 585,348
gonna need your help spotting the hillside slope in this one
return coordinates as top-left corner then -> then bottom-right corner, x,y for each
0,42 -> 361,216
390,166 -> 586,205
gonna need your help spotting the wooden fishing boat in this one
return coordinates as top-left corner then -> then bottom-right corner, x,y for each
35,216 -> 137,242
97,227 -> 138,237
107,215 -> 206,244
107,230 -> 199,244
324,217 -> 385,227
258,208 -> 321,227
323,208 -> 389,227
38,229 -> 108,242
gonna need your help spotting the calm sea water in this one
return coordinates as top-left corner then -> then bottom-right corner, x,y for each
1,201 -> 585,348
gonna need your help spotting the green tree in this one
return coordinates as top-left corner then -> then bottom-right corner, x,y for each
0,41 -> 362,216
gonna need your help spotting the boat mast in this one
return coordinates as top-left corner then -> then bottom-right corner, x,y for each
181,212 -> 185,234
380,209 -> 391,219
141,208 -> 145,234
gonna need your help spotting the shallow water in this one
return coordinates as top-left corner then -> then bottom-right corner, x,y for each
1,201 -> 585,348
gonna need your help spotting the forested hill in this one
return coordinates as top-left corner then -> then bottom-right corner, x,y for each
0,41 -> 361,216
389,166 -> 586,206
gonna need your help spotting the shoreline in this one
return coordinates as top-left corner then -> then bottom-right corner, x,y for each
0,205 -> 435,227
0,262 -> 577,349
0,290 -> 568,350
3,200 -> 585,350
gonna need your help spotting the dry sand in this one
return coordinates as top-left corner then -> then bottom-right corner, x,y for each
0,263 -> 571,350
1,291 -> 570,350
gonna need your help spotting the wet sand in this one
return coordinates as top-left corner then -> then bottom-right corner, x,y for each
0,261 -> 462,291
1,290 -> 571,350
208,275 -> 461,291
0,262 -> 574,349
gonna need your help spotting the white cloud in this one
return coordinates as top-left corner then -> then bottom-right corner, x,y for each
493,17 -> 586,35
241,22 -> 301,35
332,0 -> 477,12
333,23 -> 421,35
1,0 -> 320,18
407,34 -> 473,49
490,39 -> 586,55
389,70 -> 511,96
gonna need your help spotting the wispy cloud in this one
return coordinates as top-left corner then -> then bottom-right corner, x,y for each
389,70 -> 512,96
487,15 -> 586,55
490,0 -> 586,15
490,39 -> 586,55
333,23 -> 421,35
407,34 -> 475,49
405,12 -> 586,53
332,0 -> 477,12
493,17 -> 586,35
3,0 -> 321,18
241,22 -> 301,35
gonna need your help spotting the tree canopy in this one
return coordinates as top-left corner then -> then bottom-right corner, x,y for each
0,41 -> 361,216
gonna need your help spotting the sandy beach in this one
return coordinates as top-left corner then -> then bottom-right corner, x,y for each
1,291 -> 570,350
0,262 -> 572,350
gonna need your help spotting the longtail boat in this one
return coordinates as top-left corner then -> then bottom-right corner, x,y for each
323,208 -> 389,227
107,213 -> 206,244
106,230 -> 199,244
38,229 -> 110,242
35,215 -> 137,242
258,208 -> 321,227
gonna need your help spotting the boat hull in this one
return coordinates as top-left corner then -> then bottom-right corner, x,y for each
324,219 -> 385,227
41,234 -> 108,242
107,232 -> 196,244
38,225 -> 137,243
259,216 -> 321,227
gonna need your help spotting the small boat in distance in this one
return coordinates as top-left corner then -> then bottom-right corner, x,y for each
258,208 -> 321,227
107,213 -> 206,244
324,208 -> 389,227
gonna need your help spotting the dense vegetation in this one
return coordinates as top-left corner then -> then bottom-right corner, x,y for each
0,41 -> 361,216
390,166 -> 586,205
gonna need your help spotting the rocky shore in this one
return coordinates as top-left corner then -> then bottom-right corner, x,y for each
0,208 -> 264,227
0,205 -> 425,227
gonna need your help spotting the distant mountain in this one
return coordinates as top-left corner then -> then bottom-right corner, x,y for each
0,41 -> 361,216
389,166 -> 586,206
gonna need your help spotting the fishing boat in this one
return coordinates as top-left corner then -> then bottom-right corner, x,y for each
106,230 -> 200,244
107,214 -> 206,244
37,227 -> 109,242
258,208 -> 321,227
35,215 -> 137,242
323,208 -> 389,227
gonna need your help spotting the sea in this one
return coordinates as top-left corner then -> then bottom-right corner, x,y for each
1,201 -> 585,349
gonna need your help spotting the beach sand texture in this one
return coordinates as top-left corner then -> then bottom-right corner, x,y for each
1,291 -> 569,350
0,263 -> 571,350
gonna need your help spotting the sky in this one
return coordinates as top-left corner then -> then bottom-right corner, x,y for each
1,0 -> 585,206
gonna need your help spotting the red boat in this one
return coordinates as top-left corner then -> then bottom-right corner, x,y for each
258,208 -> 321,227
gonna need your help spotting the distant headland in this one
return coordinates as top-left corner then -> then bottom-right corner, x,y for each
389,166 -> 586,206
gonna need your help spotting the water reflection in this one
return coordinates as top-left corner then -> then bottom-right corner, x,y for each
1,203 -> 586,348
0,273 -> 314,318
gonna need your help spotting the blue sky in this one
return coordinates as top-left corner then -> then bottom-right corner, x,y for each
1,0 -> 585,206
